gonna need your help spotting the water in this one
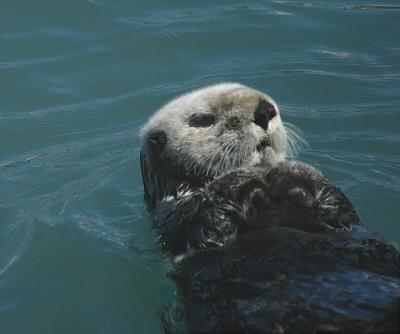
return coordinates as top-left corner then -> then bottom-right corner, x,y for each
0,1 -> 399,333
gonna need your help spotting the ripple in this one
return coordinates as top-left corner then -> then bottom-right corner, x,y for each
0,209 -> 34,277
0,117 -> 159,272
282,101 -> 400,119
0,128 -> 141,203
315,49 -> 372,63
342,4 -> 400,11
0,44 -> 110,70
273,1 -> 315,8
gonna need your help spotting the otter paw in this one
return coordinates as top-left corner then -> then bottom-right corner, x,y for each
264,161 -> 325,205
238,178 -> 270,211
287,186 -> 315,208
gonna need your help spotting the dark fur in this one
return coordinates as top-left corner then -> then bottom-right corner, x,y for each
141,153 -> 400,333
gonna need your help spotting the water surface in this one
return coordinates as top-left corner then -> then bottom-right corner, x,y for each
1,1 -> 399,333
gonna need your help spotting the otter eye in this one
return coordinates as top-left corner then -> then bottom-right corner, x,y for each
189,113 -> 215,127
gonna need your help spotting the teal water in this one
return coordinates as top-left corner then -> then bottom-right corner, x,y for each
1,1 -> 399,333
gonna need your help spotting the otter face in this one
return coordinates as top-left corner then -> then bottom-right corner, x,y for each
141,83 -> 289,183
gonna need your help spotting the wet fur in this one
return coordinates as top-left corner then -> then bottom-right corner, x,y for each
140,84 -> 400,333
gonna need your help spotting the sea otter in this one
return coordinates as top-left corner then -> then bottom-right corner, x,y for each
140,83 -> 399,333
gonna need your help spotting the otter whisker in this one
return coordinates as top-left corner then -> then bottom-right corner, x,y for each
220,138 -> 237,174
221,139 -> 236,174
210,135 -> 236,176
283,121 -> 308,159
205,138 -> 231,176
208,138 -> 228,177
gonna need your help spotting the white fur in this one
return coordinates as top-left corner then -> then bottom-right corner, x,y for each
141,83 -> 293,178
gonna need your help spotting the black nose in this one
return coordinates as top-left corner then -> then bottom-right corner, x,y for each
253,99 -> 277,130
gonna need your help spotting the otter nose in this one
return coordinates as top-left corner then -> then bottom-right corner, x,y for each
253,99 -> 277,130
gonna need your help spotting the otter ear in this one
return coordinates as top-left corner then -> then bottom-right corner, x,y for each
148,130 -> 167,154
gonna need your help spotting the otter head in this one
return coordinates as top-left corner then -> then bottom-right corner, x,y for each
140,83 -> 290,209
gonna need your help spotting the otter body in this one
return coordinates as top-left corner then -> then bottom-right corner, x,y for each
169,225 -> 399,333
140,83 -> 400,333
